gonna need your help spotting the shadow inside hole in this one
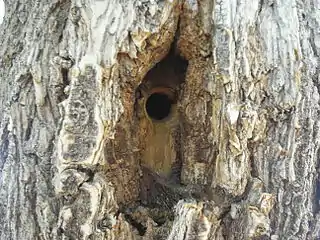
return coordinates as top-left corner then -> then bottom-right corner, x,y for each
145,93 -> 173,121
143,47 -> 188,88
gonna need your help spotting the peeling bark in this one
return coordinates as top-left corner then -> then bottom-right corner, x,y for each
0,0 -> 319,239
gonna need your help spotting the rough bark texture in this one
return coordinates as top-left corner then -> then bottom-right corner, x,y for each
0,0 -> 319,239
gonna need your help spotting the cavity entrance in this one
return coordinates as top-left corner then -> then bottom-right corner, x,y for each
146,92 -> 173,121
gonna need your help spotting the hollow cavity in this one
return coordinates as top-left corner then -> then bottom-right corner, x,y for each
145,92 -> 173,121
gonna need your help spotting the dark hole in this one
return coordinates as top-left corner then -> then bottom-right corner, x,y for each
146,93 -> 172,120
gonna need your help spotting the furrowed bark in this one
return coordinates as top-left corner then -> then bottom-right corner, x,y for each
0,0 -> 319,239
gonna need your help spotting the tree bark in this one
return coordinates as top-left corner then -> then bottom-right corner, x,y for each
0,0 -> 319,239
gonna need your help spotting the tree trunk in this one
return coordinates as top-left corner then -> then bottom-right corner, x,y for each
0,0 -> 319,239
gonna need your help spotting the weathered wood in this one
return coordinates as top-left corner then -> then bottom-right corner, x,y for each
0,0 -> 319,239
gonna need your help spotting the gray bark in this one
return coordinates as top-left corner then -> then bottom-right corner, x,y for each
0,0 -> 319,239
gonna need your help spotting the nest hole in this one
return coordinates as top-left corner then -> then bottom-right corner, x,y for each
140,45 -> 188,122
146,92 -> 173,121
